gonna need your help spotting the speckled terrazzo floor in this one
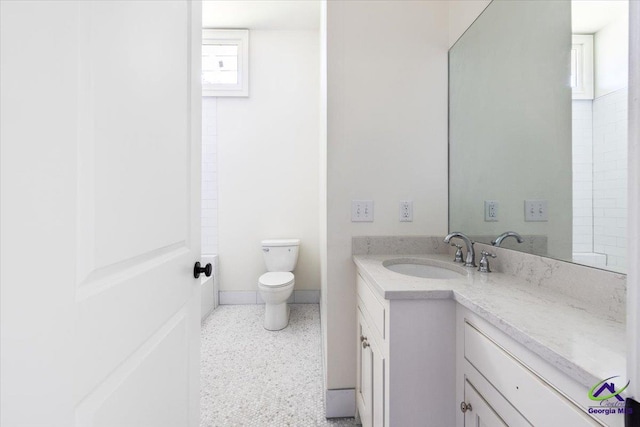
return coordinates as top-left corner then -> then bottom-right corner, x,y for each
200,304 -> 361,427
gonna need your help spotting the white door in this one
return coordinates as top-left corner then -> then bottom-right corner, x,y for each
0,1 -> 202,426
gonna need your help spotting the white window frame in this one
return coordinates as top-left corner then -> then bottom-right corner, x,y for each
571,34 -> 594,100
202,29 -> 249,97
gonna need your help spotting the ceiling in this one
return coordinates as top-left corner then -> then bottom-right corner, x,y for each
202,1 -> 321,31
572,0 -> 628,33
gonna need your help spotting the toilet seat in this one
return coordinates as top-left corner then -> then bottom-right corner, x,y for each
259,272 -> 294,288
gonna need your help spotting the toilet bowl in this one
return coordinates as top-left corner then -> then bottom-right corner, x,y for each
258,239 -> 300,331
258,272 -> 295,330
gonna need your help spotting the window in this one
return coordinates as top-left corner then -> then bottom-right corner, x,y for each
571,35 -> 594,100
202,29 -> 249,97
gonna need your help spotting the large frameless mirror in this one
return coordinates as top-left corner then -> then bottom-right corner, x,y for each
449,0 -> 629,273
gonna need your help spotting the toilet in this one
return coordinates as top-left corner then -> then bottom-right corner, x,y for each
258,239 -> 300,330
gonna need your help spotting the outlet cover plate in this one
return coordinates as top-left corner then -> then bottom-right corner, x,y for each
484,200 -> 499,222
400,200 -> 413,222
351,200 -> 374,222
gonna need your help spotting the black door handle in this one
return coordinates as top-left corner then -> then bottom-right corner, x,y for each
193,262 -> 212,279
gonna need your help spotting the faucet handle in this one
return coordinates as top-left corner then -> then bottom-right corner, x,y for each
478,251 -> 497,273
451,243 -> 464,263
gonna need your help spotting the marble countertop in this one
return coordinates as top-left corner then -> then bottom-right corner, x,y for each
353,253 -> 626,389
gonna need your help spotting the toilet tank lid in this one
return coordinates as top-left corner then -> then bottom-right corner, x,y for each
261,239 -> 300,247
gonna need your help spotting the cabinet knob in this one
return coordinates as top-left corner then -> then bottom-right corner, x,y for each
360,335 -> 366,342
362,340 -> 370,349
460,401 -> 472,413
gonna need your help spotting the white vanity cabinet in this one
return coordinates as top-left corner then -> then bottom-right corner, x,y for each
356,305 -> 384,427
354,254 -> 624,427
356,273 -> 386,427
457,309 -> 609,427
356,273 -> 457,427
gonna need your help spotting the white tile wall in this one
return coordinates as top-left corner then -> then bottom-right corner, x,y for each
572,100 -> 594,253
202,97 -> 218,255
592,88 -> 628,272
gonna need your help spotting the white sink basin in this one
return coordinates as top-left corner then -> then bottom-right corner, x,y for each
383,259 -> 466,280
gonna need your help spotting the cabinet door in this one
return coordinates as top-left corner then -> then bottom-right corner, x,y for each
357,307 -> 385,427
464,379 -> 508,427
357,309 -> 373,427
371,345 -> 384,427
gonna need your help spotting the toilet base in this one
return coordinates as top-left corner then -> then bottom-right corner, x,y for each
264,302 -> 290,331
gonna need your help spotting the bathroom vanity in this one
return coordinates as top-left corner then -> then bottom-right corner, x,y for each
353,249 -> 626,427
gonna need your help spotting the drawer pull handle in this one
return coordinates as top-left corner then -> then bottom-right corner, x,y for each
460,401 -> 472,413
362,340 -> 370,349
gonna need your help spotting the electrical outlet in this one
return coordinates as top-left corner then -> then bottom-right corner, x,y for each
524,200 -> 548,221
484,200 -> 499,222
399,200 -> 413,222
351,200 -> 374,222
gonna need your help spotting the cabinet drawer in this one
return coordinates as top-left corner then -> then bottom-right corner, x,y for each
357,274 -> 385,339
464,322 -> 601,426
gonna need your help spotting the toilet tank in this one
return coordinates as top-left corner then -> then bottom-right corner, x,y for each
262,239 -> 300,272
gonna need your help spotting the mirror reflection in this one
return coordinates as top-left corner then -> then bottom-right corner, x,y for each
449,0 -> 628,273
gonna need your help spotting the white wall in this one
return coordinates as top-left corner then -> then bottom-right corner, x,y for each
594,12 -> 629,98
217,30 -> 320,292
324,0 -> 449,393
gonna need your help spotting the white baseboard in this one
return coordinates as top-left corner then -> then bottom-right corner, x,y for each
325,388 -> 356,418
219,290 -> 320,305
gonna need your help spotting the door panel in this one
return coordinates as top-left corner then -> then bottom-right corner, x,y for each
76,310 -> 189,427
86,1 -> 190,269
76,0 -> 190,276
74,250 -> 192,402
0,1 -> 202,426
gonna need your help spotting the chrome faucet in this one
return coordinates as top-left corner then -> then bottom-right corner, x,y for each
444,232 -> 476,267
478,250 -> 497,273
451,243 -> 464,263
491,231 -> 524,247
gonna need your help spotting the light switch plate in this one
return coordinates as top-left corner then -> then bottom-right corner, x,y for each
351,200 -> 374,222
524,200 -> 548,221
